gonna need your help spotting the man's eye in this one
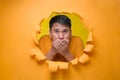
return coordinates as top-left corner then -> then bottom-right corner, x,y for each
63,30 -> 68,33
55,30 -> 59,33
64,31 -> 67,32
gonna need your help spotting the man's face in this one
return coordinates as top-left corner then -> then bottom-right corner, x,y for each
50,23 -> 71,41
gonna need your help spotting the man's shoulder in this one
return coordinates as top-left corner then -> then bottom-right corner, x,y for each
39,35 -> 51,42
70,36 -> 84,49
71,36 -> 83,45
71,36 -> 82,41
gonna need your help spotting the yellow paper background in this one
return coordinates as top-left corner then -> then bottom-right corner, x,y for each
0,0 -> 120,80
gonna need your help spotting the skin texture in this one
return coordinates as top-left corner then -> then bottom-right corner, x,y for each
46,23 -> 74,62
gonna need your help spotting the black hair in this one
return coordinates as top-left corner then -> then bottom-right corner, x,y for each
49,15 -> 71,30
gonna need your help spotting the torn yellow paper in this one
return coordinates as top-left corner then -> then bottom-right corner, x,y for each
87,31 -> 93,42
57,61 -> 69,70
33,47 -> 46,61
84,44 -> 94,53
79,53 -> 90,63
35,25 -> 40,34
29,47 -> 46,61
29,48 -> 37,57
70,58 -> 78,65
32,32 -> 39,45
46,60 -> 58,72
35,53 -> 46,61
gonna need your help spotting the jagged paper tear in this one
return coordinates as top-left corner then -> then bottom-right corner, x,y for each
29,12 -> 95,72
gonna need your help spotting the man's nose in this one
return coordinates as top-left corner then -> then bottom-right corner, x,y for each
58,33 -> 64,40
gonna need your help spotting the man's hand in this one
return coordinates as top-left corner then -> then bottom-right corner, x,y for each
46,45 -> 58,60
53,39 -> 69,55
53,39 -> 74,61
46,37 -> 74,62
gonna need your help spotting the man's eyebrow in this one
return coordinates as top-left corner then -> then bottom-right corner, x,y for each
63,28 -> 69,30
54,28 -> 59,30
53,28 -> 59,32
63,29 -> 68,30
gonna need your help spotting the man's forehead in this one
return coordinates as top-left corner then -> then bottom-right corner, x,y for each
53,26 -> 69,29
52,23 -> 70,29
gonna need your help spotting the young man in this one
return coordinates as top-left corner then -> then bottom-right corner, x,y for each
39,15 -> 84,62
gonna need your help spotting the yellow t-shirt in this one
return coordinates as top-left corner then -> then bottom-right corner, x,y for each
39,35 -> 84,62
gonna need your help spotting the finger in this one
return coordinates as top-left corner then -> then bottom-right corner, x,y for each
53,41 -> 59,50
55,39 -> 60,47
53,37 -> 57,41
56,39 -> 66,51
61,39 -> 68,45
66,40 -> 69,45
57,39 -> 65,48
53,40 -> 60,50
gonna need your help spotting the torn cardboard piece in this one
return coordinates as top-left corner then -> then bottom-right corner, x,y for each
79,53 -> 90,63
70,58 -> 78,65
29,47 -> 46,61
87,31 -> 93,42
32,32 -> 39,45
46,60 -> 58,72
57,61 -> 69,70
84,44 -> 94,53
